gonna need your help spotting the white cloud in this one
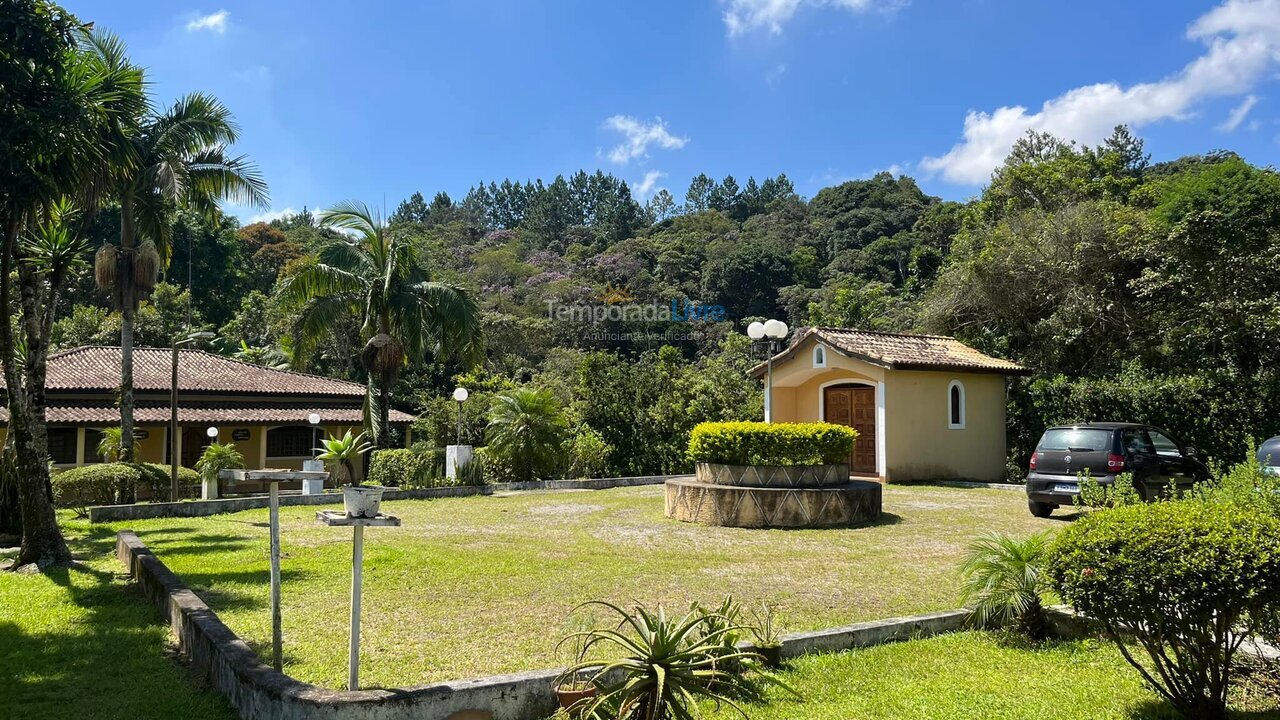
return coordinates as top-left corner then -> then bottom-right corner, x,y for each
603,115 -> 689,164
1219,94 -> 1260,131
766,64 -> 787,88
722,0 -> 904,36
635,170 -> 667,199
921,0 -> 1280,185
186,10 -> 229,34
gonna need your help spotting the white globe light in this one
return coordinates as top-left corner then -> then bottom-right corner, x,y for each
453,387 -> 469,402
763,319 -> 788,339
747,321 -> 766,340
205,426 -> 219,439
307,413 -> 322,425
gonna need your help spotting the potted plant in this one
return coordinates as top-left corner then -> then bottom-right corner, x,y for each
315,430 -> 377,517
747,602 -> 784,668
553,612 -> 598,715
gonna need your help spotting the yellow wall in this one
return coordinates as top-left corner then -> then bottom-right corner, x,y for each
765,336 -> 1009,482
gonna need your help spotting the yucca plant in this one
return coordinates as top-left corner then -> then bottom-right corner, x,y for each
558,601 -> 765,720
958,532 -> 1053,640
315,430 -> 372,486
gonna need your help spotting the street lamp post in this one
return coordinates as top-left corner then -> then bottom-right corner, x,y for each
747,319 -> 789,423
452,387 -> 468,445
170,331 -> 215,502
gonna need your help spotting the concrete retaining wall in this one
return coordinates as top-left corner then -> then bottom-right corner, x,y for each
114,530 -> 1021,720
90,475 -> 682,523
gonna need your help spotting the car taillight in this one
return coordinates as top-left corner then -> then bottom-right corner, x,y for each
1029,453 -> 1037,471
1107,453 -> 1126,472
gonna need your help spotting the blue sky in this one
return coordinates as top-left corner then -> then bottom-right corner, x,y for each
72,0 -> 1280,222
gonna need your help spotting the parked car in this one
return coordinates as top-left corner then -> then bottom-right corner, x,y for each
1259,436 -> 1280,476
1024,423 -> 1209,518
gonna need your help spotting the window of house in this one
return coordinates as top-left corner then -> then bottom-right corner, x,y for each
266,426 -> 318,458
48,428 -> 77,465
813,344 -> 827,368
83,428 -> 107,463
948,380 -> 965,429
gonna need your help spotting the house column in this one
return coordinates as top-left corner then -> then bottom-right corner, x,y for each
875,381 -> 887,481
75,427 -> 86,466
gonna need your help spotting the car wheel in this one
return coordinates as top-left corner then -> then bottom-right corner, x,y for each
1028,500 -> 1053,518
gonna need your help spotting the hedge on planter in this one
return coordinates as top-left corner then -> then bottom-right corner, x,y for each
1047,500 -> 1280,719
687,422 -> 857,466
368,448 -> 450,488
52,463 -> 199,516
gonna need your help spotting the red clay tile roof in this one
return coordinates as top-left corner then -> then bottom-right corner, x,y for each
749,327 -> 1029,377
10,346 -> 367,396
0,404 -> 413,425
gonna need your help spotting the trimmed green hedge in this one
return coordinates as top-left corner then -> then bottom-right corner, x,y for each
52,463 -> 199,515
687,421 -> 857,466
1047,500 -> 1280,717
369,448 -> 456,488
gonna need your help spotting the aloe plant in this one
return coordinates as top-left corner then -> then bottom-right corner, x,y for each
315,430 -> 372,486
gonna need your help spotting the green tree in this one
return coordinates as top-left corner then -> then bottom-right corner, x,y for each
278,201 -> 482,448
91,47 -> 268,461
485,387 -> 567,483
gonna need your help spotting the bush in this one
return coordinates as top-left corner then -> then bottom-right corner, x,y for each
485,387 -> 567,483
369,448 -> 447,488
687,421 -> 856,466
51,463 -> 199,516
195,442 -> 244,489
563,424 -> 611,479
1047,501 -> 1280,719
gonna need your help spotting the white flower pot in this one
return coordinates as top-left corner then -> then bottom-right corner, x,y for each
343,485 -> 385,518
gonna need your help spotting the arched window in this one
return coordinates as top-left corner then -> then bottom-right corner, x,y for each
948,380 -> 965,429
812,344 -> 827,369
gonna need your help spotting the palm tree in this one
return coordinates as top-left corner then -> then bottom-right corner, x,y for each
486,388 -> 567,483
958,532 -> 1052,640
277,201 -> 481,448
92,75 -> 269,461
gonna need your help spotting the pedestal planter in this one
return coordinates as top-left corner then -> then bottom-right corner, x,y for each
667,463 -> 881,529
694,462 -> 850,488
342,485 -> 385,518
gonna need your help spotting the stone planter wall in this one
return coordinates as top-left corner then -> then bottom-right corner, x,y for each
666,477 -> 881,528
694,462 -> 850,488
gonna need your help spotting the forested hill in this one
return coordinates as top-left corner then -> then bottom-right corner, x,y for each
50,127 -> 1280,476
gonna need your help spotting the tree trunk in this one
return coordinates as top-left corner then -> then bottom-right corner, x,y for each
0,219 -> 70,569
119,201 -> 136,463
378,381 -> 393,450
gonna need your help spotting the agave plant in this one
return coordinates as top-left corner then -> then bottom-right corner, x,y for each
559,600 -> 764,720
958,532 -> 1053,640
315,430 -> 372,486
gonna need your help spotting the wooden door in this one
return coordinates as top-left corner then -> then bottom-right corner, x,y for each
823,385 -> 877,474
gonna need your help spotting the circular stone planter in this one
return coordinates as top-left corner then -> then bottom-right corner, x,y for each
694,462 -> 850,488
665,477 -> 881,529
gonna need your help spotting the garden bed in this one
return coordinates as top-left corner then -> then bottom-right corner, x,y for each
99,483 -> 1059,688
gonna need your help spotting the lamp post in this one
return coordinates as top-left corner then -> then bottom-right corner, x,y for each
747,319 -> 789,423
170,331 -> 216,502
452,387 -> 468,445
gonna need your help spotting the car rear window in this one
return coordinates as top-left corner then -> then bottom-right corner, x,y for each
1038,428 -> 1112,452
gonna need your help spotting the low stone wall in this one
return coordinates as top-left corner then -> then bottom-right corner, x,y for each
89,475 -> 683,523
115,530 -> 1027,720
694,462 -> 850,488
665,478 -> 882,528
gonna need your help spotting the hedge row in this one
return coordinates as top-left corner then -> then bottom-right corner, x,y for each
52,463 -> 200,515
368,448 -> 482,488
687,421 -> 857,466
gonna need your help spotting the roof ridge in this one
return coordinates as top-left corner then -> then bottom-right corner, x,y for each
55,345 -> 364,391
814,326 -> 956,341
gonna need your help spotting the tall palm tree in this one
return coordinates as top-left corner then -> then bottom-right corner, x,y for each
486,387 -> 567,483
93,78 -> 269,461
277,201 -> 482,448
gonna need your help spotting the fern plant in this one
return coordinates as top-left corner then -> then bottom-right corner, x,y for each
958,532 -> 1053,640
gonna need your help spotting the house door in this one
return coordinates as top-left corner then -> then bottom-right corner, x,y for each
181,427 -> 212,468
823,385 -> 877,474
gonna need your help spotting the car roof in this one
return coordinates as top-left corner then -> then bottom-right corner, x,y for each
1044,422 -> 1149,431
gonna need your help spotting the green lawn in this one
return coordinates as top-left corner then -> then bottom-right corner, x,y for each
97,483 -> 1063,689
700,631 -> 1279,720
0,530 -> 236,720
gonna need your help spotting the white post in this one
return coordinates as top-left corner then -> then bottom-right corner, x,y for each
765,352 -> 774,423
269,481 -> 282,671
349,524 -> 364,691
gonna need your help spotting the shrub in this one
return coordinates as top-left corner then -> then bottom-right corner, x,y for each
51,463 -> 198,515
564,424 -> 611,479
1047,501 -> 1280,719
485,387 -> 567,483
195,442 -> 244,490
369,448 -> 446,488
958,532 -> 1052,640
1074,470 -> 1142,509
687,421 -> 856,466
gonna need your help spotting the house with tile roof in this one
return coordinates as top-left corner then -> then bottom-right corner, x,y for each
749,328 -> 1030,483
0,346 -> 413,476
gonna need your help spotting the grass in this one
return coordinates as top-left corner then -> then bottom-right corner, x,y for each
699,631 -> 1279,720
0,529 -> 236,720
95,483 -> 1066,689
